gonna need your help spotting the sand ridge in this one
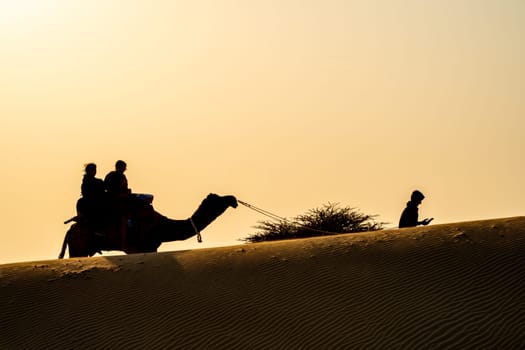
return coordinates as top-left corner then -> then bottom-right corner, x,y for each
1,216 -> 525,349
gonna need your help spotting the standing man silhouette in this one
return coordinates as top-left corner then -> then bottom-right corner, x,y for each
399,190 -> 433,228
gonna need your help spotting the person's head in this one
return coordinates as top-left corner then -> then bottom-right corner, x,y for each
411,190 -> 425,205
115,160 -> 127,173
84,163 -> 97,176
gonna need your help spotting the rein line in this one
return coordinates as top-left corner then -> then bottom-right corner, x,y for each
190,218 -> 202,243
238,200 -> 345,236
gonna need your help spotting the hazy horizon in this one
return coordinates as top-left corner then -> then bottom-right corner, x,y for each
1,0 -> 524,264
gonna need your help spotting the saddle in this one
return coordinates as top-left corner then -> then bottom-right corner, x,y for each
65,193 -> 155,251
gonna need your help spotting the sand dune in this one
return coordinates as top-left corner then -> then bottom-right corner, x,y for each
2,216 -> 525,349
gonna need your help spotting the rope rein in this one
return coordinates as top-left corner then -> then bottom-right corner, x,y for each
238,200 -> 288,222
192,199 -> 348,243
238,200 -> 345,236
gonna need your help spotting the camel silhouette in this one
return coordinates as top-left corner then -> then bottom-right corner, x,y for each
59,193 -> 238,258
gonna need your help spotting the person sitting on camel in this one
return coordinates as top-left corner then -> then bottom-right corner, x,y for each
104,160 -> 131,197
77,163 -> 106,223
104,160 -> 134,215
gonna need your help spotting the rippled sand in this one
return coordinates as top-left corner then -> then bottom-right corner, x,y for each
2,216 -> 524,349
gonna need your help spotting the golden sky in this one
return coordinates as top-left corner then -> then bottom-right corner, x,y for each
1,0 -> 524,264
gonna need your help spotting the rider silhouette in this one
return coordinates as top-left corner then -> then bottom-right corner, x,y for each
77,163 -> 105,222
104,160 -> 131,196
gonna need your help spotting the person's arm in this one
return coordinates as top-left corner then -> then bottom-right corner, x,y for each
419,218 -> 434,225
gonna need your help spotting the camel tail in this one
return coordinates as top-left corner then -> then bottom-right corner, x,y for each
58,228 -> 71,259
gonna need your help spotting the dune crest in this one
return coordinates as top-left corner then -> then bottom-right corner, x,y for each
2,217 -> 525,349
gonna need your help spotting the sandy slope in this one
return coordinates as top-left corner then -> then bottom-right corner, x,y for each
1,217 -> 525,349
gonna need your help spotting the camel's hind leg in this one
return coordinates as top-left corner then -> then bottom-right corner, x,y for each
61,223 -> 93,258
